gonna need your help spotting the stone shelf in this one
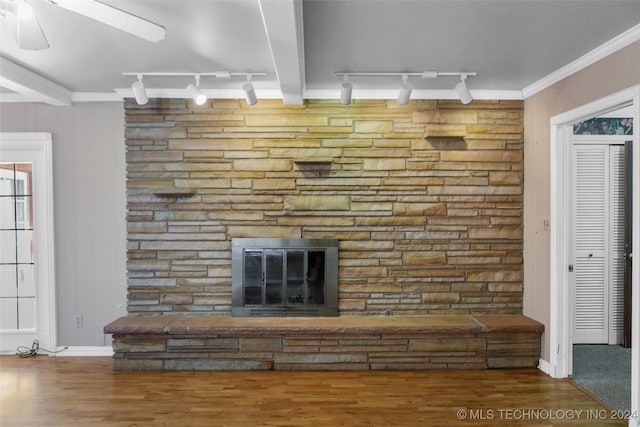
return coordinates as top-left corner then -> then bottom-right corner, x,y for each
105,315 -> 543,371
294,158 -> 333,164
150,188 -> 195,198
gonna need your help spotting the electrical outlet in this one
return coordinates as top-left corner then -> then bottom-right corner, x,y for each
74,314 -> 83,327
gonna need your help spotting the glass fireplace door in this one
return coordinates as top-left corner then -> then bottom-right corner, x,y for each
286,250 -> 304,305
244,249 -> 322,307
265,250 -> 283,305
232,238 -> 338,316
243,250 -> 262,305
307,251 -> 325,305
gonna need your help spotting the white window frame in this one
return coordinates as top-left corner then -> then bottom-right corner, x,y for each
0,133 -> 56,353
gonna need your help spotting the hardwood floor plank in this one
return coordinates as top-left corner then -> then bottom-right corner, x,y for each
0,356 -> 627,426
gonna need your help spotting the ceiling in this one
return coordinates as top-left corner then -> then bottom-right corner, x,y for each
1,0 -> 640,106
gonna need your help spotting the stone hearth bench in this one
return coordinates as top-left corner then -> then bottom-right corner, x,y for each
104,315 -> 543,371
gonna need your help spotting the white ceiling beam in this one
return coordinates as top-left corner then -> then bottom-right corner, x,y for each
0,57 -> 72,106
53,0 -> 166,43
259,0 -> 304,105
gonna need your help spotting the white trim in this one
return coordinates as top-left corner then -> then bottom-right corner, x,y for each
2,79 -> 523,105
631,90 -> 640,427
548,124 -> 572,378
523,23 -> 640,99
572,134 -> 632,144
548,86 -> 639,427
537,358 -> 554,377
111,88 -> 524,102
551,89 -> 638,126
1,92 -> 123,103
72,92 -> 123,102
53,346 -> 114,357
0,93 -> 38,103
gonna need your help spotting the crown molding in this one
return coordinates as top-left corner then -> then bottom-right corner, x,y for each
522,22 -> 640,99
73,92 -> 123,102
0,92 -> 123,103
4,88 -> 523,104
0,92 -> 33,102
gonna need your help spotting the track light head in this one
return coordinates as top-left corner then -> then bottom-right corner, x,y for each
397,75 -> 413,105
455,75 -> 473,104
243,81 -> 257,105
131,75 -> 148,105
187,75 -> 207,105
340,75 -> 352,105
187,83 -> 207,105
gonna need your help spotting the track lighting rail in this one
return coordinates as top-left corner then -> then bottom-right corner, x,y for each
123,72 -> 267,79
335,71 -> 477,105
334,71 -> 476,79
123,71 -> 268,106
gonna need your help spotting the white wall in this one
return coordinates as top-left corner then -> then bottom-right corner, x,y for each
0,102 -> 126,346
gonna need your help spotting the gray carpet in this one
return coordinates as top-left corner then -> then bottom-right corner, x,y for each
572,344 -> 631,412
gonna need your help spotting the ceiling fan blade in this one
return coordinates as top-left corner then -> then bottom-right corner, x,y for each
17,13 -> 49,50
53,0 -> 165,42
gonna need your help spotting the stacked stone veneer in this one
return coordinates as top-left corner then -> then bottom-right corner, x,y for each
125,99 -> 524,316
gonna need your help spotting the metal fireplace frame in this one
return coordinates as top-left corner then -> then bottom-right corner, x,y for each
231,238 -> 338,317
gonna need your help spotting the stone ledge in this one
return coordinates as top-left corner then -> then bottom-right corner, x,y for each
105,314 -> 543,336
105,315 -> 543,371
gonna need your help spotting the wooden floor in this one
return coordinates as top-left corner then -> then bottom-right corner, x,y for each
0,356 -> 627,426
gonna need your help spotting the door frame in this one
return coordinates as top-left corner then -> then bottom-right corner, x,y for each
0,133 -> 56,354
549,86 -> 639,426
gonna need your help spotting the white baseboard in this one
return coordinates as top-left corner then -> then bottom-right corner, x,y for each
537,358 -> 554,376
53,346 -> 113,357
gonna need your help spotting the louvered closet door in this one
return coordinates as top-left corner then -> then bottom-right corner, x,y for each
573,144 -> 608,344
609,145 -> 625,344
572,143 -> 625,344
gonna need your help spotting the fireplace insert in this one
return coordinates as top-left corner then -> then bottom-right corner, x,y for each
231,238 -> 338,316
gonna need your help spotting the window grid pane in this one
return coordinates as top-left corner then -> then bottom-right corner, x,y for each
0,163 -> 35,331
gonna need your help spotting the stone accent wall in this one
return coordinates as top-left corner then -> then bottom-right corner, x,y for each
125,99 -> 524,316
